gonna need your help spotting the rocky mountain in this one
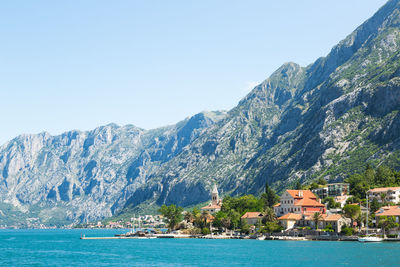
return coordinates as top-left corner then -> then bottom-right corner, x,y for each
0,111 -> 226,225
1,0 -> 400,226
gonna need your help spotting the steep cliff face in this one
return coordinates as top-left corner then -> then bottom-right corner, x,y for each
1,0 -> 400,226
124,0 -> 400,207
0,112 -> 226,225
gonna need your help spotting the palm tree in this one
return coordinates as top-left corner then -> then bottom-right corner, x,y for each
200,210 -> 210,229
313,212 -> 323,230
184,211 -> 194,223
378,216 -> 399,237
356,213 -> 367,231
221,217 -> 231,232
263,207 -> 277,223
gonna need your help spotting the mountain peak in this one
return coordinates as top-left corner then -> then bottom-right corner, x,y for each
305,0 -> 400,91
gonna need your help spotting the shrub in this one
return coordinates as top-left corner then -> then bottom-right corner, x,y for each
324,224 -> 334,232
341,227 -> 354,236
201,227 -> 211,235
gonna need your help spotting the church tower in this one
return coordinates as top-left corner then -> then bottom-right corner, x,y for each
211,184 -> 219,206
201,183 -> 222,213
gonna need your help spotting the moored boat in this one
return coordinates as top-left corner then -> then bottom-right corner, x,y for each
358,236 -> 383,242
358,194 -> 383,243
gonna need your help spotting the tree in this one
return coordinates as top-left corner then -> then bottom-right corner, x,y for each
221,217 -> 231,231
261,222 -> 283,234
370,198 -> 382,213
201,227 -> 211,235
260,183 -> 279,209
184,211 -> 194,223
213,211 -> 229,231
313,212 -> 323,230
159,204 -> 184,231
227,209 -> 241,230
199,210 -> 210,229
376,166 -> 396,186
343,204 -> 361,227
355,213 -> 367,231
378,216 -> 399,237
262,207 -> 277,224
317,177 -> 327,185
310,182 -> 319,190
345,196 -> 360,205
341,227 -> 355,236
221,194 -> 263,215
240,220 -> 250,234
324,224 -> 334,232
295,180 -> 303,190
192,207 -> 200,217
323,197 -> 340,209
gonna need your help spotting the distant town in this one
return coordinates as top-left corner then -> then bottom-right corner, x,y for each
76,166 -> 400,242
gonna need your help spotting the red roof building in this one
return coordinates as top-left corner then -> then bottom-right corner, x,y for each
274,190 -> 326,217
241,212 -> 264,225
278,212 -> 349,232
375,205 -> 400,224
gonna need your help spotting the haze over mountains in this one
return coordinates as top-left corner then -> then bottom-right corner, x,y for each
1,0 -> 400,226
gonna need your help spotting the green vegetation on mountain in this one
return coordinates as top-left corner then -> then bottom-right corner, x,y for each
346,165 -> 400,199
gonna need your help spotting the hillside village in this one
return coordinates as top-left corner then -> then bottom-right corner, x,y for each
148,165 -> 400,240
82,165 -> 400,241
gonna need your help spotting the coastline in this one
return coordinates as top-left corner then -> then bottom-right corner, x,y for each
80,233 -> 400,242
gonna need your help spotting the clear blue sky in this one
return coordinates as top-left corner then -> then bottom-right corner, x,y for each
0,0 -> 388,145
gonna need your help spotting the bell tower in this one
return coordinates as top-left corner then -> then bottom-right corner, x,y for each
212,184 -> 219,205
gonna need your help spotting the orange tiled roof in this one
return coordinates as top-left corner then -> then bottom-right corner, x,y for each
241,212 -> 263,219
273,203 -> 281,207
323,214 -> 343,221
375,206 -> 400,216
286,190 -> 316,199
302,211 -> 319,217
368,187 -> 400,193
302,213 -> 342,221
295,198 -> 325,207
278,213 -> 302,221
201,204 -> 221,210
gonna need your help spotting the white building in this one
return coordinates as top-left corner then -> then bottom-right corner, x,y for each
367,187 -> 400,203
274,190 -> 325,217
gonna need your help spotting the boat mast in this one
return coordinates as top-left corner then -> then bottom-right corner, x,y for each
366,193 -> 369,235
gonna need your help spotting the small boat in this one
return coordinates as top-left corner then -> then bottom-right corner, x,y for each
358,236 -> 383,242
358,194 -> 383,243
256,236 -> 266,240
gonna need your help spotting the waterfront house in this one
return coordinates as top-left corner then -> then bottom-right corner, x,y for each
278,213 -> 302,230
201,184 -> 222,213
279,213 -> 350,232
274,190 -> 326,217
367,187 -> 400,204
375,205 -> 400,223
241,212 -> 263,225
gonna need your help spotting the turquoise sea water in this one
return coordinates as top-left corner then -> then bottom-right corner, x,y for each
0,229 -> 399,266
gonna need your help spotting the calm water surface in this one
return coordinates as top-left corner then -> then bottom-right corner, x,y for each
0,229 -> 399,266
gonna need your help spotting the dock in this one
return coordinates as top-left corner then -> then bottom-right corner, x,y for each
80,234 -> 190,240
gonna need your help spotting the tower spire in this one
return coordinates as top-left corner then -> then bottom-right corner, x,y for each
212,183 -> 219,205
